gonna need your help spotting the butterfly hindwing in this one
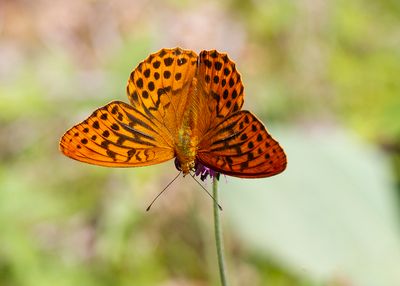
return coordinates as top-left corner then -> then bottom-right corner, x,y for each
197,111 -> 287,178
60,101 -> 175,167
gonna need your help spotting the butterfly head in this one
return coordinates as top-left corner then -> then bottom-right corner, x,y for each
174,158 -> 194,176
174,158 -> 220,181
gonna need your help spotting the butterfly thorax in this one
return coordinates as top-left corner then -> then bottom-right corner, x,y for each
175,127 -> 197,175
174,77 -> 200,175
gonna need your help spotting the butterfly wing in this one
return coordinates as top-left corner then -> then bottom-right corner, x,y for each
197,111 -> 287,178
126,48 -> 199,138
196,50 -> 245,135
60,101 -> 174,167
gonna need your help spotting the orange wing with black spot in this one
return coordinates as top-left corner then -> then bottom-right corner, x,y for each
127,48 -> 198,138
195,50 -> 286,178
196,50 -> 245,136
60,101 -> 174,167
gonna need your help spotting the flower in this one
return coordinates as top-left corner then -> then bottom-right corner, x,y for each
194,161 -> 220,181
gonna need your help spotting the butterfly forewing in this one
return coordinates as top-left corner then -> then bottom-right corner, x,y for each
197,50 -> 245,131
127,48 -> 199,137
197,111 -> 286,178
60,101 -> 174,167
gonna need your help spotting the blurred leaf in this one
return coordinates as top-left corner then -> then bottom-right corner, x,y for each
222,127 -> 400,286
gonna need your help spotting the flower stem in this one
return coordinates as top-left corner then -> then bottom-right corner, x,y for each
213,176 -> 228,286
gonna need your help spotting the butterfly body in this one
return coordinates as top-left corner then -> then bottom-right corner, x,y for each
60,48 -> 287,178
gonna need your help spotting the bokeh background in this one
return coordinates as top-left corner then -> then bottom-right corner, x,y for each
1,0 -> 400,285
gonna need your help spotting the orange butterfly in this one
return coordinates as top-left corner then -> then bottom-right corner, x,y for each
60,48 -> 286,179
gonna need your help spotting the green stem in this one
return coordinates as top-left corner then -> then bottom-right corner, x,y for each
213,176 -> 228,286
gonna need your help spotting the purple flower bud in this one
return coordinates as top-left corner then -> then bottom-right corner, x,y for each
194,161 -> 220,182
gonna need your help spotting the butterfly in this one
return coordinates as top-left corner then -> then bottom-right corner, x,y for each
59,48 -> 287,179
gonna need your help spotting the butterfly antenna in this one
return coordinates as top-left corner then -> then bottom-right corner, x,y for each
190,173 -> 223,211
146,171 -> 182,211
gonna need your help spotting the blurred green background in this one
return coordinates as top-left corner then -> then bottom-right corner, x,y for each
1,0 -> 400,285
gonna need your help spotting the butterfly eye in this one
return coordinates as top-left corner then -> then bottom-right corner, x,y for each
174,158 -> 182,171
